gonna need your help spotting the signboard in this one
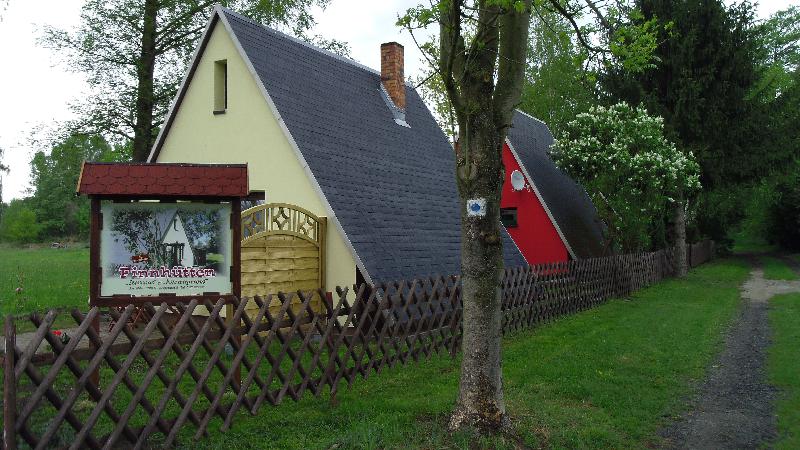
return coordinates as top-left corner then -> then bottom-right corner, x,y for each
100,201 -> 233,297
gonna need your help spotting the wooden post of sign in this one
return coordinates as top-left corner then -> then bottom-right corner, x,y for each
230,198 -> 242,388
89,197 -> 101,388
4,315 -> 17,450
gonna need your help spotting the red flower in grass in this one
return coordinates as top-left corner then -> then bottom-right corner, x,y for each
52,329 -> 70,345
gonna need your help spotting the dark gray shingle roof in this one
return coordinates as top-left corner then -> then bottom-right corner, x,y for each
507,111 -> 606,258
221,8 -> 525,281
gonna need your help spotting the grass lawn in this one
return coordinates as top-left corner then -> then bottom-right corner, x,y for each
0,245 -> 90,322
731,230 -> 777,254
759,256 -> 799,281
768,293 -> 800,450
152,258 -> 748,449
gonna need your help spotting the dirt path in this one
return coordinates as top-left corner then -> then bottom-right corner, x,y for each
660,258 -> 800,449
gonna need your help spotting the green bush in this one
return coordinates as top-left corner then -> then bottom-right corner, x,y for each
768,160 -> 800,251
551,102 -> 700,252
0,199 -> 41,244
694,186 -> 747,252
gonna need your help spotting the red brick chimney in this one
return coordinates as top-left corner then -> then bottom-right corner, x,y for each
381,42 -> 405,110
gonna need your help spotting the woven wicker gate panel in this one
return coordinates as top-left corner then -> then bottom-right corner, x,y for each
242,235 -> 321,315
241,203 -> 326,318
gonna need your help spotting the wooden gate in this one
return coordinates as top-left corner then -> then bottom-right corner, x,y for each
241,203 -> 326,315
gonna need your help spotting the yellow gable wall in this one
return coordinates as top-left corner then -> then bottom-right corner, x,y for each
155,20 -> 356,295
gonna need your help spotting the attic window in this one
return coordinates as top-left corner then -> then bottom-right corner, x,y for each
213,59 -> 227,114
500,208 -> 518,228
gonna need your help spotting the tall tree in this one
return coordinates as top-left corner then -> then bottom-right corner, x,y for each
401,0 -> 658,433
603,0 -> 761,187
435,1 -> 531,430
551,103 -> 700,255
29,134 -> 119,238
750,6 -> 800,101
44,0 -> 346,162
749,6 -> 800,175
602,0 -> 764,246
519,10 -> 596,135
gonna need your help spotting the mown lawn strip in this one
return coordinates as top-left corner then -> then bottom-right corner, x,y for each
768,293 -> 800,450
760,256 -> 799,281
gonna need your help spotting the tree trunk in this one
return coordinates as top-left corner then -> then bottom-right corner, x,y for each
435,0 -> 530,434
449,113 -> 508,432
132,0 -> 159,162
673,201 -> 687,277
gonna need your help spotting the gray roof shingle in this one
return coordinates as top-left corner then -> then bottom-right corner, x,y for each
221,8 -> 525,282
507,111 -> 606,258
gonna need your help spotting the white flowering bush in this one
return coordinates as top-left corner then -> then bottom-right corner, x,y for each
551,102 -> 701,252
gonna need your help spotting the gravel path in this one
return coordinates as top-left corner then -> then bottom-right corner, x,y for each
660,257 -> 800,449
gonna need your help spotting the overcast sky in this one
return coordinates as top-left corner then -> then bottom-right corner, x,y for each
0,0 -> 796,202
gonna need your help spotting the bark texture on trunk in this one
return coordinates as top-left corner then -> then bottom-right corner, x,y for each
673,202 -> 687,277
449,116 -> 508,432
132,0 -> 159,162
437,0 -> 531,433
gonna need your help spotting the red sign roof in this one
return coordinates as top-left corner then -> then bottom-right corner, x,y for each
76,162 -> 248,197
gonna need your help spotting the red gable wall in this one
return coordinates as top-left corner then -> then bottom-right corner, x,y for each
500,143 -> 569,264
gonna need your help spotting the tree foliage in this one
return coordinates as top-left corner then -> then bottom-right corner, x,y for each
28,134 -> 120,239
519,10 -> 596,135
43,0 -> 347,161
603,0 -> 761,187
551,103 -> 700,252
412,1 -> 665,140
601,0 -> 776,247
0,199 -> 41,244
751,6 -> 800,100
767,160 -> 800,251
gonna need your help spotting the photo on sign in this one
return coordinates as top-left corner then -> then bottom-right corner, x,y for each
100,202 -> 232,296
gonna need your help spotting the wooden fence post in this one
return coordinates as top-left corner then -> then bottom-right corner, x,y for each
226,302 -> 242,389
4,315 -> 17,450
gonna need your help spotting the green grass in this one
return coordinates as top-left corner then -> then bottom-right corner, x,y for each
768,293 -> 800,450
760,256 -> 799,281
0,245 -> 90,329
731,229 -> 777,254
159,258 -> 747,449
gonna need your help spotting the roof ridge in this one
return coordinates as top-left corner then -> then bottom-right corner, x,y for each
217,4 -> 409,83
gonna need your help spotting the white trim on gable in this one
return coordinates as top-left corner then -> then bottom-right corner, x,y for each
515,108 -> 549,127
505,138 -> 577,259
213,6 -> 374,285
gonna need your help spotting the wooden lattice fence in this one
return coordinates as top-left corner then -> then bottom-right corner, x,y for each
1,243 -> 714,449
